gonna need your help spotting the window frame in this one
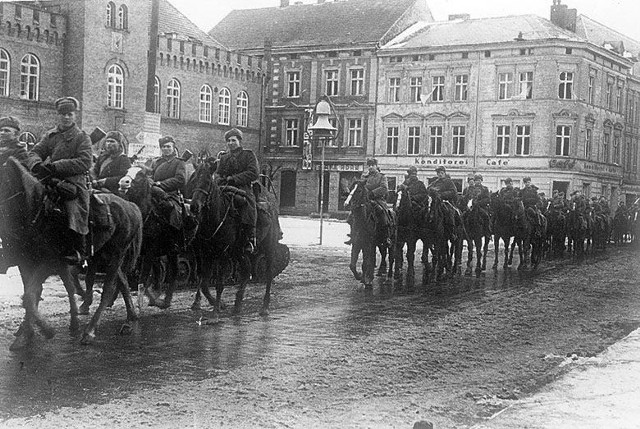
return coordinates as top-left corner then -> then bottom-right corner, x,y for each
19,53 -> 40,101
117,4 -> 128,30
386,126 -> 399,155
559,71 -> 573,100
0,48 -> 9,97
429,125 -> 443,155
347,118 -> 363,147
107,64 -> 124,108
236,91 -> 248,127
452,125 -> 465,155
166,78 -> 181,119
498,72 -> 513,100
388,77 -> 400,102
496,125 -> 510,156
409,76 -> 422,103
555,125 -> 571,157
199,84 -> 212,123
515,124 -> 531,156
217,87 -> 231,125
431,75 -> 444,102
284,118 -> 299,147
454,74 -> 468,101
407,126 -> 420,155
350,68 -> 364,96
325,69 -> 339,96
287,70 -> 300,98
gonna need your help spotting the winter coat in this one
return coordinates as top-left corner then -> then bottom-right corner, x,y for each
470,184 -> 491,208
216,147 -> 259,195
400,175 -> 428,205
151,154 -> 186,194
428,174 -> 458,202
363,170 -> 388,203
92,153 -> 131,193
28,124 -> 92,234
519,185 -> 540,209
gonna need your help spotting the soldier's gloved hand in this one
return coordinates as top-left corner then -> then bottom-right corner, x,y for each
32,162 -> 55,180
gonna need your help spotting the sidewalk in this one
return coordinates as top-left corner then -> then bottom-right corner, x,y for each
474,327 -> 640,429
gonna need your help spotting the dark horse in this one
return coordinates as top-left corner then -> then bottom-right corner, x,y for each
345,180 -> 394,288
118,166 -> 193,309
1,157 -> 142,349
490,192 -> 516,270
546,207 -> 567,258
566,203 -> 589,258
390,187 -> 424,283
462,201 -> 491,276
187,159 -> 281,318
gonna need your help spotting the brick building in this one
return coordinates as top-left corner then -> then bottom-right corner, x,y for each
210,0 -> 433,215
0,0 -> 266,161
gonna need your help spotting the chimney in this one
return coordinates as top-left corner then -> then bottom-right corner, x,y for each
280,0 -> 290,7
550,0 -> 577,32
448,13 -> 470,21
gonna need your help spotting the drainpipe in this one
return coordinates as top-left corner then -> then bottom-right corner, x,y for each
145,0 -> 159,113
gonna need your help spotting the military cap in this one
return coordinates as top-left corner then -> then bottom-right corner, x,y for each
224,128 -> 243,141
158,135 -> 176,147
407,166 -> 418,175
366,158 -> 378,166
0,116 -> 20,131
504,177 -> 513,184
55,96 -> 80,114
467,174 -> 475,182
474,174 -> 483,181
435,166 -> 446,173
522,176 -> 532,183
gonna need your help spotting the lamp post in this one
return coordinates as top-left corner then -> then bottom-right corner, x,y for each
309,96 -> 338,245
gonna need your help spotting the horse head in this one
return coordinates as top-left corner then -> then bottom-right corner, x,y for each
188,157 -> 217,219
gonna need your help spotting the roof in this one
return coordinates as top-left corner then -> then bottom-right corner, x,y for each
382,14 -> 584,50
575,14 -> 640,55
209,0 -> 430,51
160,0 -> 226,49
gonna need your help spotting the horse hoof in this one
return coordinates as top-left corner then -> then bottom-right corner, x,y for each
80,332 -> 95,345
42,326 -> 56,340
78,304 -> 90,315
353,272 -> 362,281
190,302 -> 202,311
119,324 -> 133,335
259,307 -> 270,317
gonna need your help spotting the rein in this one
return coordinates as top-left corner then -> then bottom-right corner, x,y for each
194,182 -> 233,242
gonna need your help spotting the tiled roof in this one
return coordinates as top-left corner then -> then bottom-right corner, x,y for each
575,14 -> 640,55
383,14 -> 584,50
160,0 -> 226,49
209,0 -> 427,50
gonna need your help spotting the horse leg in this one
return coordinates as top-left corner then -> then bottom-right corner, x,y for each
259,240 -> 275,316
377,245 -> 387,277
393,239 -> 404,280
79,264 -> 97,315
474,237 -> 483,275
59,266 -> 81,333
10,266 -> 51,350
481,236 -> 489,271
157,252 -> 179,309
406,240 -> 416,283
349,242 -> 363,281
466,238 -> 474,275
81,260 -> 121,345
233,255 -> 252,313
362,242 -> 376,288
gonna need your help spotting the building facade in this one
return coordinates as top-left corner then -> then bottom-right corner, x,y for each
0,0 -> 266,161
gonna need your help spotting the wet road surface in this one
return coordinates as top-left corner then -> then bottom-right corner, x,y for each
1,226 -> 639,427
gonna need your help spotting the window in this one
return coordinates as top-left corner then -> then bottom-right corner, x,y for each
15,5 -> 22,19
496,125 -> 510,156
615,85 -> 622,112
347,119 -> 362,147
559,72 -> 573,99
515,125 -> 530,155
33,10 -> 40,24
287,71 -> 300,97
0,49 -> 9,97
429,126 -> 443,155
484,50 -> 491,58
389,77 -> 400,102
585,128 -> 592,160
20,54 -> 39,100
613,134 -> 620,164
236,91 -> 248,127
217,87 -> 230,125
555,125 -> 571,157
432,76 -> 444,102
166,78 -> 180,118
454,74 -> 468,101
603,132 -> 610,163
106,2 -> 116,27
107,64 -> 124,108
517,72 -> 533,99
350,69 -> 364,96
153,76 -> 160,113
588,74 -> 595,104
325,70 -> 338,96
285,119 -> 299,146
386,126 -> 398,155
409,77 -> 422,102
199,85 -> 212,122
407,126 -> 420,155
498,72 -> 513,100
117,5 -> 128,30
452,126 -> 465,155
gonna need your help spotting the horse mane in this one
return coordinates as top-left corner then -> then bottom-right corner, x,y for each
3,157 -> 43,222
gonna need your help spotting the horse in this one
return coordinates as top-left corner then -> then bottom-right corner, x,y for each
118,166 -> 195,309
417,190 -> 449,283
1,156 -> 142,348
462,201 -> 491,276
589,212 -> 611,252
546,206 -> 567,258
187,158 -> 282,318
612,209 -> 629,245
523,204 -> 547,269
490,192 -> 516,270
390,187 -> 426,283
566,203 -> 588,258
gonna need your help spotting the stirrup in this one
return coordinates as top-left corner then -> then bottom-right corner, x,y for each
63,250 -> 85,266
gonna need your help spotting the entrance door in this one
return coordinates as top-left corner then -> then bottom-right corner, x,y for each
280,170 -> 296,208
552,180 -> 569,197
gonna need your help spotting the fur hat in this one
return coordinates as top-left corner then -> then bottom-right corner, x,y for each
224,128 -> 243,141
55,96 -> 80,114
366,158 -> 378,166
435,166 -> 446,173
104,130 -> 125,151
158,135 -> 176,147
407,166 -> 418,175
0,116 -> 20,131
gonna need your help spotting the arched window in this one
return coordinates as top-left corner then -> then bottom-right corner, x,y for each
18,132 -> 36,149
20,54 -> 39,100
218,87 -> 230,125
154,76 -> 160,114
199,84 -> 212,123
166,78 -> 180,119
117,5 -> 128,30
106,2 -> 116,27
236,91 -> 248,127
0,49 -> 9,97
107,64 -> 124,108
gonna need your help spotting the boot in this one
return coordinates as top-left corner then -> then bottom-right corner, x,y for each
63,232 -> 86,266
244,225 -> 257,254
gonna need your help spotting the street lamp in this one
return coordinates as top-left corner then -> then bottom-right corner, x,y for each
309,95 -> 338,245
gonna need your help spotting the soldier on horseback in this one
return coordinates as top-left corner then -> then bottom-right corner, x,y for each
90,131 -> 131,193
519,176 -> 543,226
28,97 -> 93,265
397,165 -> 428,207
427,166 -> 459,236
469,174 -> 492,233
215,128 -> 259,254
0,116 -> 28,166
149,135 -> 187,233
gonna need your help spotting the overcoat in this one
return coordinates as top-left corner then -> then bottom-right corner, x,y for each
363,170 -> 388,202
28,124 -> 92,234
216,147 -> 259,226
151,154 -> 186,194
400,175 -> 428,205
428,174 -> 458,202
92,153 -> 131,193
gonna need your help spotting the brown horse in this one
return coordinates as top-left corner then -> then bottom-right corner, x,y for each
1,157 -> 142,348
188,159 -> 282,318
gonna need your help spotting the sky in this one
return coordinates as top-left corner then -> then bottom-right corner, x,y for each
169,0 -> 640,43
